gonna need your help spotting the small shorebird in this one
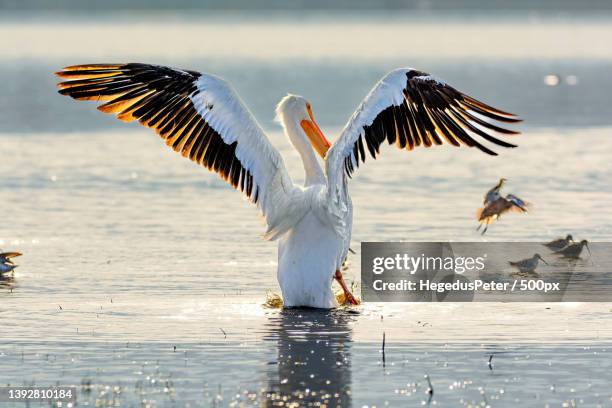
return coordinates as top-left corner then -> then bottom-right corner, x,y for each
56,63 -> 519,308
554,240 -> 590,258
0,262 -> 18,275
509,253 -> 548,273
0,251 -> 21,266
544,234 -> 574,251
0,251 -> 21,275
476,179 -> 528,234
484,178 -> 507,205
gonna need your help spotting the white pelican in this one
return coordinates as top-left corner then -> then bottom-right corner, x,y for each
56,63 -> 520,308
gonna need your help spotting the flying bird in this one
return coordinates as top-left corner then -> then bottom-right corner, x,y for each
477,180 -> 528,235
544,234 -> 574,251
483,177 -> 506,205
554,240 -> 591,259
509,253 -> 548,273
56,63 -> 520,308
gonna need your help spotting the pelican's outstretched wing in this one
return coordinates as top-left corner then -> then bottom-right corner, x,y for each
325,68 -> 520,234
57,63 -> 302,240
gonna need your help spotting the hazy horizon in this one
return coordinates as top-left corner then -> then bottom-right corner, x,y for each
3,0 -> 612,11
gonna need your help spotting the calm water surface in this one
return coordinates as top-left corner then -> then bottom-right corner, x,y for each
1,11 -> 612,407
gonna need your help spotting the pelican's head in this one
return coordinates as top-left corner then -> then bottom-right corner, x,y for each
276,94 -> 331,158
499,177 -> 507,186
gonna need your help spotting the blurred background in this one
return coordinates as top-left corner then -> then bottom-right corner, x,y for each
4,0 -> 612,11
2,0 -> 612,133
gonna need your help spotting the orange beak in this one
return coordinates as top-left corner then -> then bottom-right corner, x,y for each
300,106 -> 331,158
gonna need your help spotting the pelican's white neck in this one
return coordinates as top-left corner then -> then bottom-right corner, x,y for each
276,95 -> 326,186
284,118 -> 326,186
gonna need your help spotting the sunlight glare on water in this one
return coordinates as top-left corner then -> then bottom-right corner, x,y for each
1,9 -> 611,406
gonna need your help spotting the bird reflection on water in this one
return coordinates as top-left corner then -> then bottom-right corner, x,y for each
0,274 -> 15,291
263,308 -> 357,407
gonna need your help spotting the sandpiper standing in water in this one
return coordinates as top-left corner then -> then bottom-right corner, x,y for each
0,251 -> 21,264
544,234 -> 574,251
0,262 -> 18,275
509,253 -> 548,273
554,240 -> 591,258
0,251 -> 21,275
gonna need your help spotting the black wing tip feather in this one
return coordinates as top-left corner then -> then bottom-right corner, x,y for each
56,62 -> 259,204
344,69 -> 520,176
405,69 -> 521,122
